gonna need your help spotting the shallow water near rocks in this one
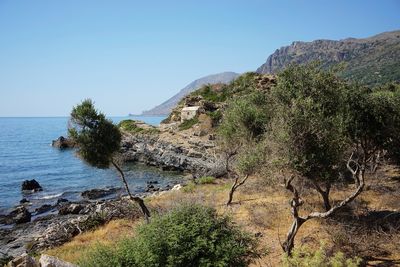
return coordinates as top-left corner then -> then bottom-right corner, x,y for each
0,116 -> 183,214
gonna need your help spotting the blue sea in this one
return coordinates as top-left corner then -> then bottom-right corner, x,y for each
0,116 -> 183,215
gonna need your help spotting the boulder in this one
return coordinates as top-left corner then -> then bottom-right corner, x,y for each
81,188 -> 120,200
58,203 -> 84,215
56,198 -> 69,205
21,179 -> 42,192
145,184 -> 159,192
51,136 -> 75,149
7,253 -> 38,267
19,198 -> 29,204
1,206 -> 32,224
35,204 -> 54,215
39,254 -> 77,267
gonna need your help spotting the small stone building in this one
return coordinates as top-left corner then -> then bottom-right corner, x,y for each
181,106 -> 200,122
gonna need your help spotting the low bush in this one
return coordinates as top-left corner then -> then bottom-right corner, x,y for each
79,204 -> 258,267
118,120 -> 144,133
197,176 -> 216,184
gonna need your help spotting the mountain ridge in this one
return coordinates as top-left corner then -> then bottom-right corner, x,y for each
256,30 -> 400,86
141,72 -> 240,116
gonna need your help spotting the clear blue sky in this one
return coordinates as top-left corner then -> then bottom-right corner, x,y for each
0,0 -> 399,116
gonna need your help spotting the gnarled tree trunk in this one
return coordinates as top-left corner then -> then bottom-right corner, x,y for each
112,160 -> 151,222
282,170 -> 365,255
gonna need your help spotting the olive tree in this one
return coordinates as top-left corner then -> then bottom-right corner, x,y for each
68,99 -> 150,221
344,82 -> 400,185
266,64 -> 400,255
218,92 -> 270,205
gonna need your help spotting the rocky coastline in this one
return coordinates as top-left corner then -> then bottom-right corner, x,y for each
0,183 -> 182,261
120,125 -> 226,179
1,118 -> 225,263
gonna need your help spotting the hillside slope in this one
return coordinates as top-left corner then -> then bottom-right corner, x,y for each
256,30 -> 400,86
141,72 -> 239,115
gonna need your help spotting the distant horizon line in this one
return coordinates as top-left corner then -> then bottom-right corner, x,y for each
0,115 -> 167,118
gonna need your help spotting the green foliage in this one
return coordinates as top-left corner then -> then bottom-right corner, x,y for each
219,91 -> 270,144
343,82 -> 400,162
68,99 -> 121,169
197,176 -> 216,184
283,245 -> 362,267
179,117 -> 199,131
268,64 -> 349,181
194,84 -> 229,102
236,144 -> 265,176
118,120 -> 144,133
79,204 -> 257,267
207,110 -> 223,127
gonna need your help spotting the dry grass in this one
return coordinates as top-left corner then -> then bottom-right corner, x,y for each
46,165 -> 400,266
45,219 -> 138,263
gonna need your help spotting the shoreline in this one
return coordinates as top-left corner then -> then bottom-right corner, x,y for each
0,181 -> 185,258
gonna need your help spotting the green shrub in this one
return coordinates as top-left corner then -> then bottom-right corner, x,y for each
197,176 -> 216,184
79,204 -> 257,267
118,120 -> 144,133
179,117 -> 199,131
207,110 -> 223,127
283,245 -> 362,267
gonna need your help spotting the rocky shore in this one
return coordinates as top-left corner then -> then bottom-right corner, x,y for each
120,123 -> 226,178
0,181 -> 182,261
1,116 -> 225,263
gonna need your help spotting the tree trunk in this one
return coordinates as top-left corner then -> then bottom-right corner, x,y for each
310,180 -> 331,211
282,217 -> 306,254
111,160 -> 151,222
226,177 -> 238,205
226,175 -> 249,206
321,191 -> 331,211
282,170 -> 365,255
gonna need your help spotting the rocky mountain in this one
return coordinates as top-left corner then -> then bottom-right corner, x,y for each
257,30 -> 400,86
141,72 -> 239,115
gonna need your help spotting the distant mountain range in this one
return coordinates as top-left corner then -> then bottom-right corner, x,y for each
256,30 -> 400,86
141,30 -> 399,116
141,72 -> 239,116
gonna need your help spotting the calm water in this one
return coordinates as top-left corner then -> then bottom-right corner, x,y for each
0,116 -> 182,214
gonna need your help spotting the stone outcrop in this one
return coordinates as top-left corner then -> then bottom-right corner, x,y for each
39,254 -> 77,267
21,179 -> 42,192
6,253 -> 38,267
121,131 -> 226,178
0,197 -> 141,258
0,206 -> 31,225
81,187 -> 121,200
51,136 -> 75,149
6,254 -> 77,267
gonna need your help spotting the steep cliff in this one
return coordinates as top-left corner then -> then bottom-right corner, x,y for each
257,30 -> 400,86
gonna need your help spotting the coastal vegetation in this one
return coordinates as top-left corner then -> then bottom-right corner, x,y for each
78,204 -> 257,267
68,100 -> 151,220
36,64 -> 400,266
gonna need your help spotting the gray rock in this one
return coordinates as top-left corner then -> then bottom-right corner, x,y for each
35,204 -> 54,215
81,187 -> 120,200
58,203 -> 83,215
39,254 -> 77,267
0,206 -> 31,225
121,133 -> 226,178
7,253 -> 38,267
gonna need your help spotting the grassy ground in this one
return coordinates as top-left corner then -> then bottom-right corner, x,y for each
46,165 -> 400,266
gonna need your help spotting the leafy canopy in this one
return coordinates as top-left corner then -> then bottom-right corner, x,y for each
68,99 -> 121,168
269,63 -> 349,181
